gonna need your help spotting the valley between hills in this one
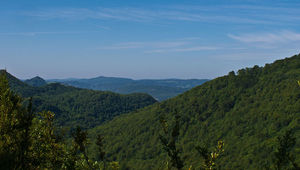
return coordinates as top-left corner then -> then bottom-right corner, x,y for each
1,54 -> 299,169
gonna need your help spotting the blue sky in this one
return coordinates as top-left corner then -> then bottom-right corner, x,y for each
1,0 -> 300,79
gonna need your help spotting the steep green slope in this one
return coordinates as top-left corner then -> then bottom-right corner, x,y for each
0,70 -> 36,96
89,54 -> 300,169
0,70 -> 157,130
32,88 -> 157,129
24,76 -> 47,87
49,76 -> 208,101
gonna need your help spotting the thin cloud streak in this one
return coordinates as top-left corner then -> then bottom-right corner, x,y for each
228,31 -> 300,43
170,4 -> 300,13
99,39 -> 247,53
25,8 -> 155,22
97,40 -> 221,53
174,46 -> 219,52
0,31 -> 101,36
98,42 -> 145,50
98,41 -> 188,50
23,4 -> 300,25
145,46 -> 220,53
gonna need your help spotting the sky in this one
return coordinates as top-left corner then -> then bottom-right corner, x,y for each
0,0 -> 300,79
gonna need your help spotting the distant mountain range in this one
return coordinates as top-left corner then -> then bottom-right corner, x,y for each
1,70 -> 157,130
46,77 -> 209,101
1,53 -> 300,169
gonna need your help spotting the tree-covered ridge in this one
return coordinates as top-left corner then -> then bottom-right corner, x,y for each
1,71 -> 296,170
32,88 -> 157,129
0,70 -> 35,97
49,76 -> 209,101
0,75 -> 123,169
88,54 -> 300,169
0,70 -> 157,130
24,76 -> 47,87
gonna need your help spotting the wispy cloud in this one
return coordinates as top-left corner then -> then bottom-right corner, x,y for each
98,41 -> 188,50
228,31 -> 300,43
26,8 -> 259,24
97,40 -> 223,53
98,42 -> 145,50
174,46 -> 220,52
170,4 -> 300,13
25,8 -> 155,22
0,31 -> 101,36
146,46 -> 220,53
23,4 -> 300,25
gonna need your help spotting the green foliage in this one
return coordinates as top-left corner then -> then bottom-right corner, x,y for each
89,54 -> 300,169
0,70 -> 157,130
159,114 -> 184,170
195,141 -> 224,170
34,90 -> 155,129
2,54 -> 300,169
72,126 -> 94,169
0,74 -> 120,170
0,74 -> 34,169
0,74 -> 64,169
28,111 -> 67,169
273,130 -> 299,170
32,88 -> 156,130
96,134 -> 106,162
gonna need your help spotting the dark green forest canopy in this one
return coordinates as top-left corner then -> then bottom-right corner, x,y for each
0,70 -> 157,130
89,54 -> 300,169
0,75 -> 121,169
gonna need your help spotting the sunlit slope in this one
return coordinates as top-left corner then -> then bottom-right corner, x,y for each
90,54 -> 300,169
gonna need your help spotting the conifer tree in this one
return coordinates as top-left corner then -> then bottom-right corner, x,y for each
159,113 -> 184,170
273,130 -> 299,170
0,73 -> 33,169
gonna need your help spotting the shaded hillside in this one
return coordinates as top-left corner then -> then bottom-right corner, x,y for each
49,77 -> 208,101
24,76 -> 47,87
89,54 -> 300,169
0,70 -> 157,130
0,70 -> 35,96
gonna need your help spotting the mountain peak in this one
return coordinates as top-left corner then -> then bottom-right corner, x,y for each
24,76 -> 47,87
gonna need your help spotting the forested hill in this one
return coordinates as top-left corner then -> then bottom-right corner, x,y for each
89,54 -> 300,169
0,70 -> 157,129
24,76 -> 47,87
48,76 -> 209,101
